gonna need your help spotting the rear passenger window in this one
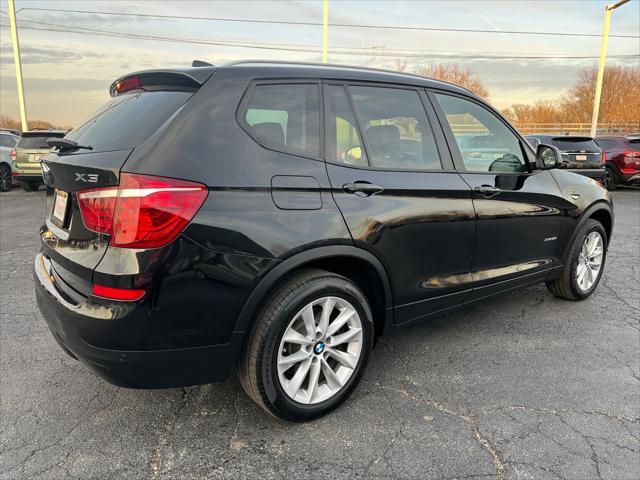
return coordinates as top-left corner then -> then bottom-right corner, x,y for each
324,85 -> 368,166
244,84 -> 320,157
349,86 -> 442,170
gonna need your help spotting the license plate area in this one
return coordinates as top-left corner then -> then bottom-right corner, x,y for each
575,155 -> 587,161
51,190 -> 69,228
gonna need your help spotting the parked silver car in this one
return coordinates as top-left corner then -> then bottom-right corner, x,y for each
0,128 -> 21,192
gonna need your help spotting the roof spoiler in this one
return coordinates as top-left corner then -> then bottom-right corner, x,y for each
192,60 -> 213,67
109,68 -> 214,97
551,136 -> 594,142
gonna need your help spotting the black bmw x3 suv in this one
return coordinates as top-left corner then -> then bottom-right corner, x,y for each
35,61 -> 613,421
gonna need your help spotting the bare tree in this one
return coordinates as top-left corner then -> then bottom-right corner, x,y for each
393,61 -> 489,99
502,100 -> 563,124
0,114 -> 71,131
561,65 -> 640,125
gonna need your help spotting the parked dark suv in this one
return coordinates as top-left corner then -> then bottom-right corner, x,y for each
525,134 -> 605,181
35,62 -> 613,421
594,136 -> 640,190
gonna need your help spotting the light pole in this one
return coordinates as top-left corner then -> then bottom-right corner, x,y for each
322,0 -> 329,63
8,0 -> 28,132
590,0 -> 631,137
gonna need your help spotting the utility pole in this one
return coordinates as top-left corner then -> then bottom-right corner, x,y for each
8,0 -> 28,132
590,0 -> 630,138
322,0 -> 329,63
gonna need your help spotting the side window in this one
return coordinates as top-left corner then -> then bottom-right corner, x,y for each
435,93 -> 526,173
526,137 -> 540,149
324,85 -> 367,166
349,86 -> 442,170
596,139 -> 613,150
243,83 -> 320,157
0,134 -> 16,148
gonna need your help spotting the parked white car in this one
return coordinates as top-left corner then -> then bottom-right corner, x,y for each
0,129 -> 21,192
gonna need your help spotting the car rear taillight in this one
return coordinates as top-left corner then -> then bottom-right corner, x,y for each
10,149 -> 16,159
92,284 -> 146,301
77,173 -> 208,248
621,151 -> 640,172
601,151 -> 606,164
77,187 -> 118,234
114,76 -> 141,95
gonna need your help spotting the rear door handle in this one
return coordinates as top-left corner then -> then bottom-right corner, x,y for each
342,181 -> 384,196
474,185 -> 501,196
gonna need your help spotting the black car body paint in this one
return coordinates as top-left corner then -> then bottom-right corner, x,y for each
34,62 -> 613,390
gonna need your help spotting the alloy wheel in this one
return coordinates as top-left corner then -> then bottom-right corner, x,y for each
603,169 -> 612,189
576,231 -> 604,292
277,296 -> 363,404
0,165 -> 11,192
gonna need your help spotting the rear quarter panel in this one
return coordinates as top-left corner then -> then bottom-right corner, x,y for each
117,67 -> 353,346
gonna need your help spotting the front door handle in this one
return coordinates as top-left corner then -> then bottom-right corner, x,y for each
474,185 -> 501,196
342,181 -> 384,196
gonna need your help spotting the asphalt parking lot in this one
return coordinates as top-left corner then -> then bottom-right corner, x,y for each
0,187 -> 638,480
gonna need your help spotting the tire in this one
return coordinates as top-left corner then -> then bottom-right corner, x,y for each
238,268 -> 374,422
20,181 -> 39,192
546,219 -> 607,301
603,166 -> 617,191
0,163 -> 11,192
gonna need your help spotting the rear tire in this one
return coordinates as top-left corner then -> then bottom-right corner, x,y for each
0,164 -> 11,192
238,269 -> 373,422
603,167 -> 617,191
546,219 -> 607,301
20,181 -> 39,192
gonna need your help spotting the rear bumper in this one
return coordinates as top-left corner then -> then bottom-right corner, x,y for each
34,253 -> 243,388
565,168 -> 605,179
12,162 -> 43,179
620,172 -> 640,184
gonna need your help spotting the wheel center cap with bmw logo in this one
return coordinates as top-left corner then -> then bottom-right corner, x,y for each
313,341 -> 325,354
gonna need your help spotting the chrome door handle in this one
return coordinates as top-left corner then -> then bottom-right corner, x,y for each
474,185 -> 501,196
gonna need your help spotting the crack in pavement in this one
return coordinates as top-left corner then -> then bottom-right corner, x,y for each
147,388 -> 190,480
479,405 -> 639,423
587,340 -> 640,382
363,422 -> 405,479
380,384 -> 507,480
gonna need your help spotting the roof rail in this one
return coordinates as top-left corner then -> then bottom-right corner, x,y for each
220,59 -> 476,96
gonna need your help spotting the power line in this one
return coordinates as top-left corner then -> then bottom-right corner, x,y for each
2,20 -> 638,61
16,6 -> 640,39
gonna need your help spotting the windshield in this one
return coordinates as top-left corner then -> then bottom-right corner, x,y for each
551,137 -> 599,152
65,91 -> 193,152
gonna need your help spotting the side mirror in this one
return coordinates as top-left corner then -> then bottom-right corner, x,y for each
536,144 -> 561,169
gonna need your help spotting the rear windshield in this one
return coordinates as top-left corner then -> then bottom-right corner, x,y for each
65,91 -> 193,152
551,137 -> 599,151
17,135 -> 60,149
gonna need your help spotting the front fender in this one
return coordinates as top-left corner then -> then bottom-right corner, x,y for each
561,200 -> 613,264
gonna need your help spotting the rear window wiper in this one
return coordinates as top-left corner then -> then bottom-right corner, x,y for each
47,138 -> 93,152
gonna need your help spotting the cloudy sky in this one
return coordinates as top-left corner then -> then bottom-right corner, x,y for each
1,0 -> 639,126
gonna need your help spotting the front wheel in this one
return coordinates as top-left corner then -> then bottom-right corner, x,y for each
20,181 -> 39,192
238,269 -> 373,421
546,219 -> 607,300
603,167 -> 617,191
